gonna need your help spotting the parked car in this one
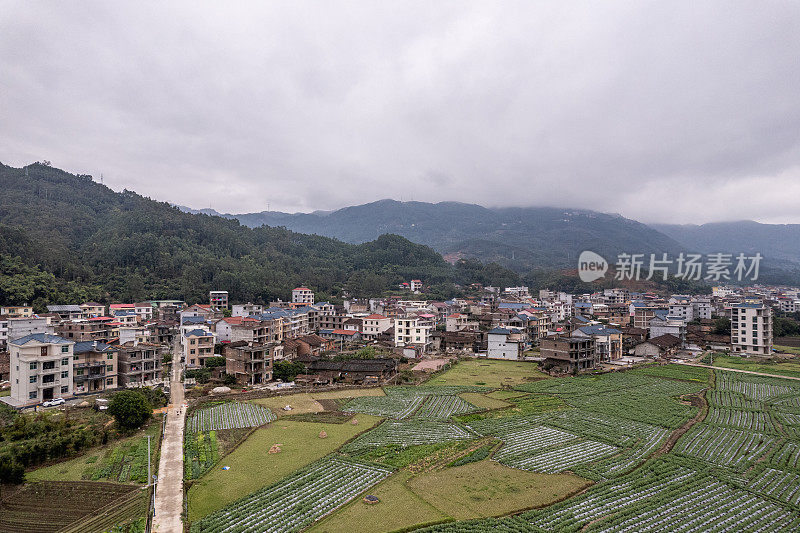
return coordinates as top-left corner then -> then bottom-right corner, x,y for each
42,398 -> 66,407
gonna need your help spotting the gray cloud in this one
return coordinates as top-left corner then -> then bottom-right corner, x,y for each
1,1 -> 799,223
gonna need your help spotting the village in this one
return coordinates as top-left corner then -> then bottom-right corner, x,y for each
1,282 -> 795,408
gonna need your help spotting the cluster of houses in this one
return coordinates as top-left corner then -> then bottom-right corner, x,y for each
0,282 -> 794,407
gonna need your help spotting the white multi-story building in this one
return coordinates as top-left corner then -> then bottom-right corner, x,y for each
692,298 -> 713,320
8,334 -> 74,407
362,314 -> 392,339
209,290 -> 229,309
668,303 -> 694,322
134,302 -> 154,322
232,303 -> 264,317
409,279 -> 422,293
394,317 -> 433,354
487,328 -> 523,360
291,286 -> 314,305
778,298 -> 800,314
731,303 -> 773,355
504,286 -> 530,298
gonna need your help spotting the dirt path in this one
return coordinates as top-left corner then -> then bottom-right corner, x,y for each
154,346 -> 186,532
654,390 -> 708,457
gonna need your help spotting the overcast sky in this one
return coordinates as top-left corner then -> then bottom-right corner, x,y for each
2,2 -> 799,224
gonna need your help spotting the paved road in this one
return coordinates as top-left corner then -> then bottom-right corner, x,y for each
154,350 -> 186,532
678,361 -> 800,382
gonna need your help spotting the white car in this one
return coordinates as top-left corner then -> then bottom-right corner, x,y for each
42,398 -> 66,407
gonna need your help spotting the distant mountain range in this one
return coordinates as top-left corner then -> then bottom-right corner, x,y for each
179,200 -> 800,279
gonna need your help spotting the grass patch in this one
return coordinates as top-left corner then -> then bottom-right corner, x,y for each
187,414 -> 381,522
428,360 -> 548,388
712,355 -> 800,379
307,470 -> 449,533
283,412 -> 355,424
252,392 -> 324,416
311,388 -> 386,400
0,389 -> 9,397
406,460 -> 592,519
459,392 -> 512,410
775,345 -> 800,356
455,394 -> 566,423
355,442 -> 466,469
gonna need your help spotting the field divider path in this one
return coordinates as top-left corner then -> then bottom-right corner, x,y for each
154,350 -> 186,532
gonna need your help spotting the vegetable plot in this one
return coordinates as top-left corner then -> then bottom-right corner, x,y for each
504,440 -> 618,473
413,395 -> 478,420
674,426 -> 776,467
343,420 -> 475,454
190,402 -> 276,432
189,457 -> 392,533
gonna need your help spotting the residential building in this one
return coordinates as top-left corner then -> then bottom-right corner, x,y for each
72,341 -> 118,394
319,328 -> 361,343
134,302 -> 154,321
1,305 -> 34,318
183,329 -> 216,367
8,316 -> 55,343
362,314 -> 393,339
7,334 -> 74,407
224,342 -> 275,386
118,343 -> 163,386
80,302 -> 106,318
209,290 -> 229,309
409,279 -> 422,293
56,317 -> 115,342
572,324 -> 623,362
394,317 -> 433,354
633,334 -> 681,357
46,305 -> 83,321
232,303 -> 264,317
731,303 -> 773,355
487,327 -> 523,360
692,298 -> 713,320
291,286 -> 314,305
540,335 -> 597,372
649,315 -> 687,347
445,313 -> 479,333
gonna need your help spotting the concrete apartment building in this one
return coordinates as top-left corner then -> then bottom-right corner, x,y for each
540,335 -> 597,372
1,305 -> 34,318
224,342 -> 275,386
46,305 -> 83,321
80,302 -> 106,317
73,341 -> 118,394
7,334 -> 75,407
232,303 -> 264,317
487,327 -> 523,360
209,290 -> 229,309
394,316 -> 433,354
183,329 -> 216,367
8,316 -> 55,343
362,314 -> 392,339
118,342 -> 163,386
731,303 -> 773,355
56,317 -> 116,342
292,286 -> 314,305
572,324 -> 623,363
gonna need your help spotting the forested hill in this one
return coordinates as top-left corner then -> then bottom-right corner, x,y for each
180,199 -> 687,271
0,162 -> 509,308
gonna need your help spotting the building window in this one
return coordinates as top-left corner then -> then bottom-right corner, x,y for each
107,365 -> 113,372
61,346 -> 69,353
73,355 -> 78,360
61,371 -> 68,378
29,362 -> 37,370
30,375 -> 37,383
61,358 -> 69,366
106,378 -> 113,385
61,386 -> 69,394
76,369 -> 84,375
107,354 -> 113,360
29,391 -> 37,399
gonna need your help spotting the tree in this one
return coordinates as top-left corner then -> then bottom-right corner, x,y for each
185,368 -> 211,383
713,317 -> 731,336
0,457 -> 25,484
203,356 -> 226,369
108,390 -> 152,430
273,360 -> 306,382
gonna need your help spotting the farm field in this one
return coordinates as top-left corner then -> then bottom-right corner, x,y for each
425,359 -> 548,387
183,359 -> 800,532
187,415 -> 381,521
306,471 -> 449,533
0,481 -> 141,533
712,355 -> 800,379
189,402 -> 276,432
406,460 -> 591,520
28,419 -> 162,483
190,457 -> 392,533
